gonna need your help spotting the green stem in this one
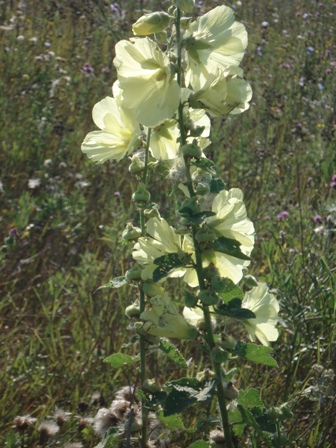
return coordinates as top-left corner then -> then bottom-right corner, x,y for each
138,127 -> 152,448
175,8 -> 234,446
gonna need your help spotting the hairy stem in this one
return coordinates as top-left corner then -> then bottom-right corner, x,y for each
175,8 -> 234,447
138,128 -> 152,448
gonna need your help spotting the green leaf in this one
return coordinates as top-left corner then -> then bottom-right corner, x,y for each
153,253 -> 192,282
178,207 -> 216,225
215,299 -> 256,319
96,276 -> 128,291
228,403 -> 246,436
214,277 -> 244,302
157,410 -> 184,430
187,211 -> 216,225
191,157 -> 216,173
234,342 -> 278,367
143,391 -> 167,411
159,340 -> 188,368
164,379 -> 216,416
209,177 -> 226,193
210,237 -> 251,261
237,388 -> 264,409
103,353 -> 138,368
189,441 -> 210,448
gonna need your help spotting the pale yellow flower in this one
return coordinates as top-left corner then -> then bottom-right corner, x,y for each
184,5 -> 247,89
148,108 -> 210,160
81,96 -> 140,163
241,284 -> 279,346
132,217 -> 190,281
191,67 -> 252,117
133,188 -> 254,287
140,293 -> 198,340
114,37 -> 180,127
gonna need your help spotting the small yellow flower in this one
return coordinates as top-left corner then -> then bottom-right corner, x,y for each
184,5 -> 247,89
114,37 -> 180,127
241,284 -> 280,346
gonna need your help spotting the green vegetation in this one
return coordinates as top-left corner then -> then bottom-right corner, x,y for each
1,0 -> 335,447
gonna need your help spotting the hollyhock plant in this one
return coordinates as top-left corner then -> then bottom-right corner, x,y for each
81,3 -> 283,447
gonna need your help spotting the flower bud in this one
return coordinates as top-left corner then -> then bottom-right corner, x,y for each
132,12 -> 171,36
180,197 -> 200,216
182,142 -> 202,158
154,31 -> 167,43
211,346 -> 229,364
132,183 -> 151,204
142,378 -> 161,393
143,282 -> 165,297
180,17 -> 192,28
184,290 -> 198,307
195,182 -> 210,196
144,205 -> 160,219
199,289 -> 220,306
125,301 -> 141,318
122,223 -> 142,241
222,381 -> 239,400
129,156 -> 145,173
195,227 -> 217,242
125,267 -> 142,281
243,274 -> 259,288
196,369 -> 215,382
173,0 -> 195,13
211,275 -> 228,293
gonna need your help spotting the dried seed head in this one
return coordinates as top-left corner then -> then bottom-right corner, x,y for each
115,386 -> 135,402
53,407 -> 71,426
110,398 -> 130,419
38,421 -> 60,444
77,416 -> 94,431
13,415 -> 37,431
93,408 -> 118,436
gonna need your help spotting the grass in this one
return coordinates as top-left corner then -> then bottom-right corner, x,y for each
0,0 -> 335,446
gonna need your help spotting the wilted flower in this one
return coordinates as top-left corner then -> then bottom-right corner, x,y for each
81,94 -> 141,163
114,37 -> 180,127
241,284 -> 279,346
140,293 -> 198,339
184,5 -> 247,89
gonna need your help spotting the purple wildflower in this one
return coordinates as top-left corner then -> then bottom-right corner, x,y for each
82,62 -> 94,73
313,215 -> 323,224
276,211 -> 289,220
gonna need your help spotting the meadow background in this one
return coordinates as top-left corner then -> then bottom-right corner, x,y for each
0,0 -> 335,446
